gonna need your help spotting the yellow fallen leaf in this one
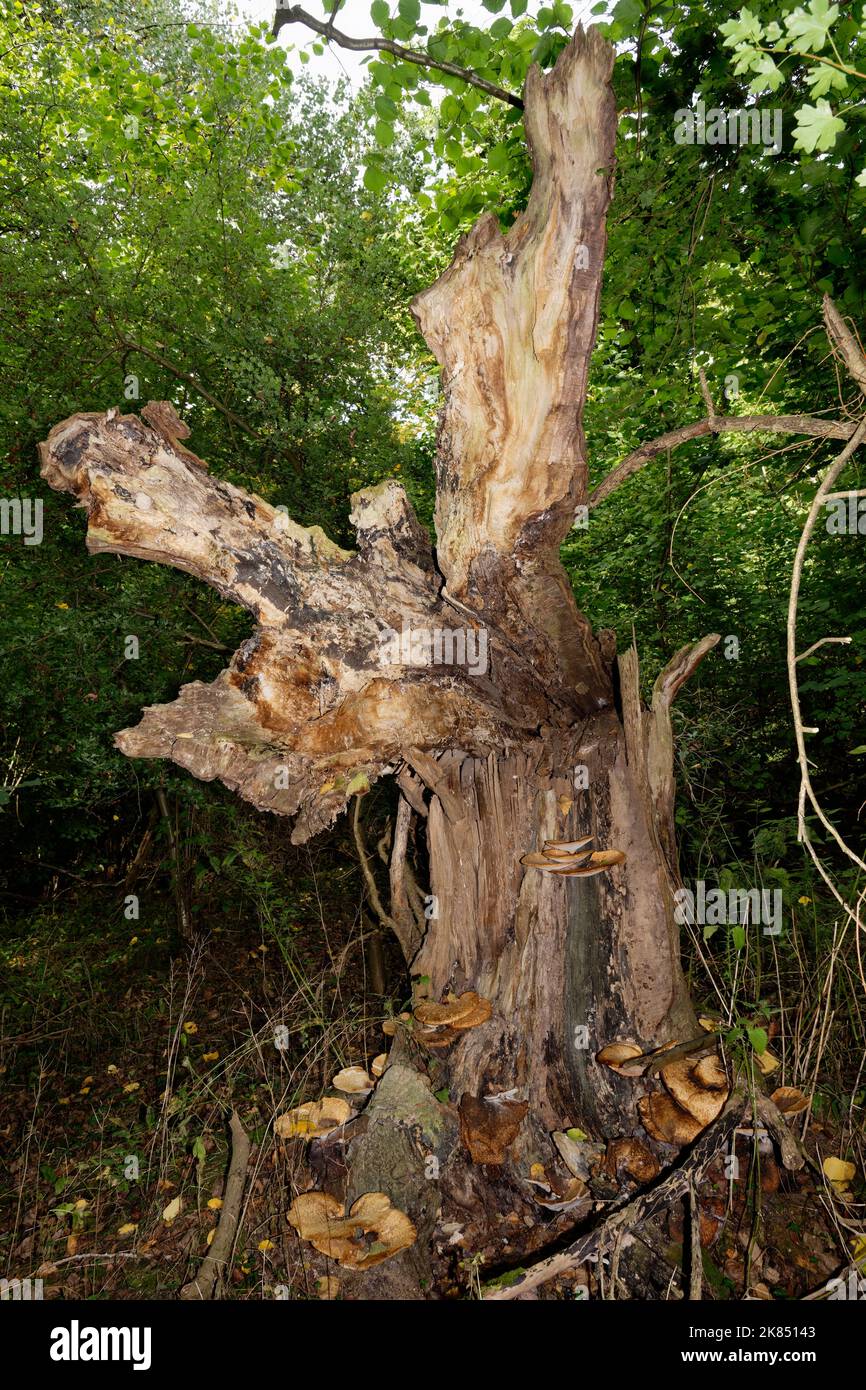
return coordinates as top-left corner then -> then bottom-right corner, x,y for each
82,1076 -> 93,1086
79,1087 -> 91,1095
258,1240 -> 275,1252
162,1196 -> 182,1223
107,1065 -> 119,1075
755,1049 -> 780,1075
206,1228 -> 216,1246
183,1021 -> 198,1035
202,1051 -> 219,1062
123,1081 -> 140,1094
823,1156 -> 856,1189
74,1199 -> 88,1212
117,1223 -> 138,1236
207,1198 -> 223,1211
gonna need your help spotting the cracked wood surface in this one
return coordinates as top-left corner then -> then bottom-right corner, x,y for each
39,27 -> 620,838
412,25 -> 615,708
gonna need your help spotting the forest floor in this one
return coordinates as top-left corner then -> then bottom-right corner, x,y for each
0,849 -> 859,1302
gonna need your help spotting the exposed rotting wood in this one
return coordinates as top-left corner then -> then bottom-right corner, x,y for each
39,415 -> 558,842
412,26 -> 616,711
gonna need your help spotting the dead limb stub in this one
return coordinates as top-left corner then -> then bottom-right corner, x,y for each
38,416 -> 557,843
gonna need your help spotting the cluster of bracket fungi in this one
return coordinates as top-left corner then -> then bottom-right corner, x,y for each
598,1039 -> 731,1147
520,836 -> 627,877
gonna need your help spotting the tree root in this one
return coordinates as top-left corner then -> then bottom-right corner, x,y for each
485,1092 -> 749,1300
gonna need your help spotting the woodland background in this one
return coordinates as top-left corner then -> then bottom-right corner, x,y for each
1,0 -> 864,1298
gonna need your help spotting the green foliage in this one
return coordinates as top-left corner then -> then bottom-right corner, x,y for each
721,1 -> 866,178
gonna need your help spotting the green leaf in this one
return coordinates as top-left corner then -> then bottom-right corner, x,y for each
793,100 -> 845,153
363,163 -> 389,193
397,0 -> 421,23
374,119 -> 395,147
731,925 -> 746,951
487,140 -> 510,170
747,1026 -> 768,1055
806,62 -> 849,98
611,0 -> 642,28
510,0 -> 528,14
371,0 -> 390,24
785,0 -> 839,55
720,7 -> 764,49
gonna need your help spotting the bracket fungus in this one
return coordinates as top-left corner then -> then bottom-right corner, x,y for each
414,990 -> 492,1030
409,991 -> 493,1050
287,1190 -> 417,1270
459,1092 -> 528,1165
602,1137 -> 661,1185
596,1041 -> 644,1075
638,1050 -> 729,1147
770,1085 -> 810,1117
332,1065 -> 375,1097
520,838 -> 626,877
274,1096 -> 353,1141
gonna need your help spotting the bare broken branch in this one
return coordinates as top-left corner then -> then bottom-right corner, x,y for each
589,413 -> 857,510
272,5 -> 523,109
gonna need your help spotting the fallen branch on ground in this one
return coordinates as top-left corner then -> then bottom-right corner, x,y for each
179,1110 -> 250,1301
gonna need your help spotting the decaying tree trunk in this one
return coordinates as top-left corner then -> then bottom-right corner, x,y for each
39,27 -> 786,1295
